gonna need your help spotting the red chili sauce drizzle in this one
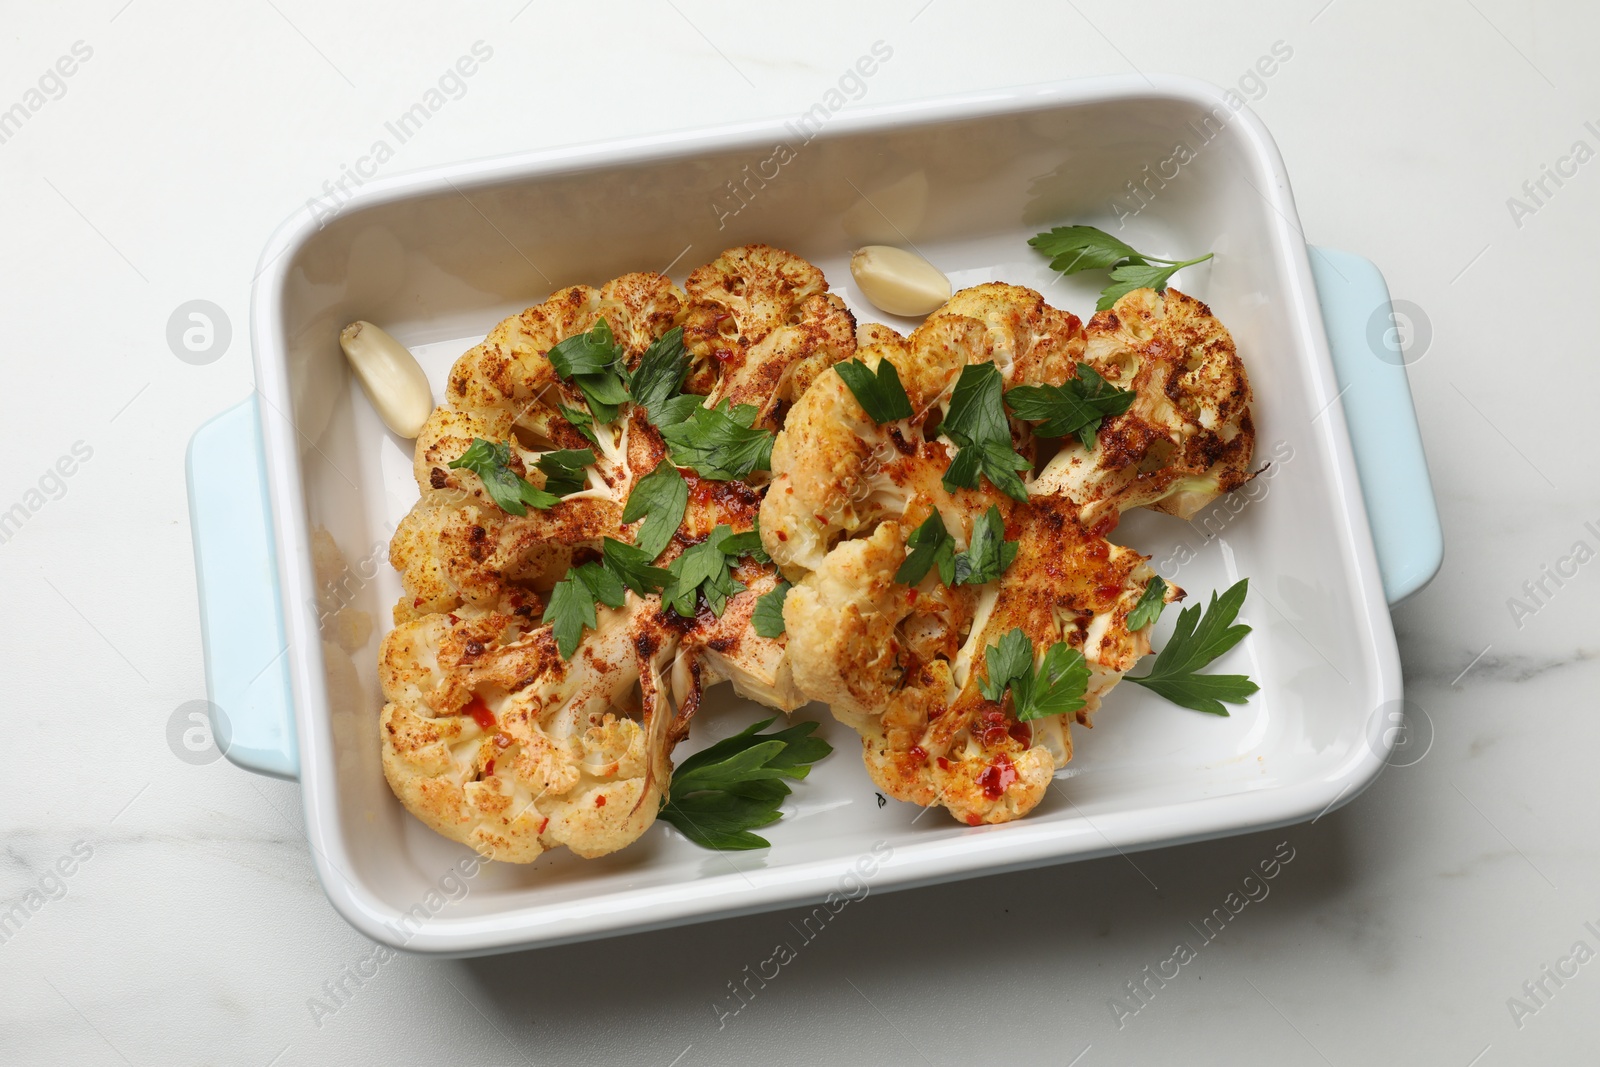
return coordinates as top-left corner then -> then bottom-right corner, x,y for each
977,753 -> 1017,800
462,694 -> 496,731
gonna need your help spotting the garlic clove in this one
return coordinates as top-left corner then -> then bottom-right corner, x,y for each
849,245 -> 951,318
338,320 -> 433,438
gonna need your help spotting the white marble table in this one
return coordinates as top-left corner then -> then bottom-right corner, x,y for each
4,1 -> 1596,1063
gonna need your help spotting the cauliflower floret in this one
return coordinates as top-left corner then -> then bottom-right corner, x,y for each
1033,286 -> 1256,523
764,283 -> 1183,825
763,326 -> 982,578
382,249 -> 847,862
763,283 -> 1075,578
681,245 -> 857,426
380,601 -> 675,862
414,271 -> 683,493
783,497 -> 1174,825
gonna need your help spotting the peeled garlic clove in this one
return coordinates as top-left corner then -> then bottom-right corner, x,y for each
338,320 -> 433,438
849,246 -> 951,318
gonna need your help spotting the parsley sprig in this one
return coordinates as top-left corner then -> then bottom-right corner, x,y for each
895,512 -> 957,586
835,356 -> 914,425
978,628 -> 1091,722
534,448 -> 596,495
1125,575 -> 1168,632
937,362 -> 1030,502
531,318 -> 786,655
542,561 -> 626,658
1005,363 -> 1135,449
558,403 -> 600,447
551,319 -> 778,482
1028,225 -> 1214,311
448,438 -> 560,515
1125,578 -> 1258,716
718,521 -> 770,564
752,580 -> 791,638
547,318 -> 632,423
600,538 -> 672,598
629,327 -> 701,429
660,400 -> 775,481
661,525 -> 747,617
894,507 -> 1017,588
622,461 -> 690,558
953,505 -> 1017,585
657,717 -> 833,850
660,523 -> 771,618
540,461 -> 689,658
545,512 -> 771,655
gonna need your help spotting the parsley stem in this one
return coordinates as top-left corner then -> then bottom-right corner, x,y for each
1146,252 -> 1214,268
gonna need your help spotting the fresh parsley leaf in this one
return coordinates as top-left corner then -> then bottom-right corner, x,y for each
1012,641 -> 1090,721
943,438 -> 1032,502
673,717 -> 832,789
575,558 -> 626,609
545,316 -> 623,377
547,318 -> 631,422
1028,224 -> 1214,313
630,327 -> 690,428
534,448 -> 595,496
952,505 -> 1018,586
671,739 -> 787,795
752,580 -> 790,638
1004,362 -> 1135,449
1126,578 -> 1258,716
895,512 -> 957,587
976,628 -> 1090,722
835,357 -> 914,424
1097,259 -> 1209,312
937,363 -> 1030,502
542,561 -> 624,659
758,721 -> 833,777
661,525 -> 746,618
654,393 -> 706,429
979,628 -> 1034,703
542,574 -> 594,660
1070,363 -> 1135,448
697,575 -> 746,619
601,537 -> 672,597
558,403 -> 600,447
719,520 -> 770,564
1028,225 -> 1148,275
657,789 -> 784,850
1126,575 -> 1168,631
622,461 -> 689,558
448,438 -> 560,516
661,400 -> 775,481
939,362 -> 1011,447
657,717 -> 833,850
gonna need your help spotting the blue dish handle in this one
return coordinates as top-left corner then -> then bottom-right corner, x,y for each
1308,247 -> 1444,605
185,395 -> 300,780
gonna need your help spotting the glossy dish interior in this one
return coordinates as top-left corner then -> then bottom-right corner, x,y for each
250,77 -> 1397,955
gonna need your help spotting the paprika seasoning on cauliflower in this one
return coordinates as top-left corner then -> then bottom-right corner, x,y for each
381,247 -> 855,863
761,283 -> 1243,826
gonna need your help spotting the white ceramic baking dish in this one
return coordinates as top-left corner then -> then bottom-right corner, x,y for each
187,76 -> 1442,956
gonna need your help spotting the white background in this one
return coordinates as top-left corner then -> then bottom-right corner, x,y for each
4,1 -> 1598,1064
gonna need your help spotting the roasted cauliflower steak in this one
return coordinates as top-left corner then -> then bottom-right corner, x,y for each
763,283 -> 1182,826
381,247 -> 854,863
1034,286 -> 1256,524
